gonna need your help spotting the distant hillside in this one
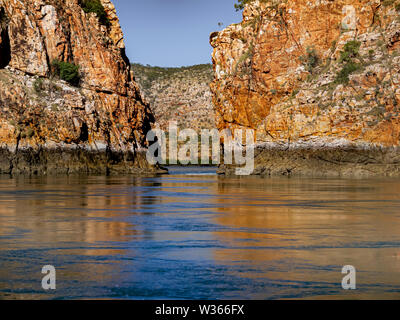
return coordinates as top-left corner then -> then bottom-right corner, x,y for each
131,64 -> 215,131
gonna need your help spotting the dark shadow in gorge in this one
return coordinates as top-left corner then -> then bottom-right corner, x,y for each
0,8 -> 11,69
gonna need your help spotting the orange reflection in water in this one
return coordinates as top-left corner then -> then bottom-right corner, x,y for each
1,173 -> 400,299
210,177 -> 400,299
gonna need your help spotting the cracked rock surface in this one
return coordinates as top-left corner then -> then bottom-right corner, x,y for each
0,0 -> 160,175
211,0 -> 400,176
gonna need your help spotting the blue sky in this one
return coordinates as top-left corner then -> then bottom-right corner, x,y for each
113,0 -> 242,67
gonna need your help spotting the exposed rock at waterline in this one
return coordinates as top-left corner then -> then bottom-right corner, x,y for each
0,0 -> 162,175
211,0 -> 400,176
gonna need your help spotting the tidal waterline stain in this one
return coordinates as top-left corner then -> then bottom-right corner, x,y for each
1,167 -> 400,299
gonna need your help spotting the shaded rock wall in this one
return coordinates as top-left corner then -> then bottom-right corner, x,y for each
0,0 -> 159,174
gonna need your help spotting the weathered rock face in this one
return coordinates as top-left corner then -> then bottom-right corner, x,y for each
211,0 -> 400,176
0,0 -> 160,174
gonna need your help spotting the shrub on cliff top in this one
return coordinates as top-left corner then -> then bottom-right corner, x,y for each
51,60 -> 81,87
79,0 -> 110,27
235,0 -> 277,11
235,0 -> 253,11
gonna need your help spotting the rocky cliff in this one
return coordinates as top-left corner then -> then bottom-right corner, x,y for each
211,0 -> 400,176
0,0 -> 159,175
132,64 -> 215,132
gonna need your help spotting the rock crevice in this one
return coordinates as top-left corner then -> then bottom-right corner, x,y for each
0,7 -> 10,68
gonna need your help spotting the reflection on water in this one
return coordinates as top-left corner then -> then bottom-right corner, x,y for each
1,166 -> 400,299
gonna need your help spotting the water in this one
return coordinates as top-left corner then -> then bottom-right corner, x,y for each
1,166 -> 400,300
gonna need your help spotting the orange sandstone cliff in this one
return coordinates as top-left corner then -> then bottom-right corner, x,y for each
211,0 -> 400,176
0,0 -> 159,174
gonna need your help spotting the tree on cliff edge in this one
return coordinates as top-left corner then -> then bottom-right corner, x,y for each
235,0 -> 277,11
235,0 -> 252,11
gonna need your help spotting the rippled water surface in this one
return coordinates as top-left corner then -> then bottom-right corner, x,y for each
1,166 -> 400,299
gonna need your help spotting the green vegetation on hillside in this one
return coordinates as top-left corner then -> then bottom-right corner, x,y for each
131,63 -> 213,91
131,63 -> 215,132
235,0 -> 278,11
299,47 -> 319,74
51,60 -> 81,87
339,40 -> 361,63
235,0 -> 252,11
79,0 -> 110,26
335,40 -> 362,84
